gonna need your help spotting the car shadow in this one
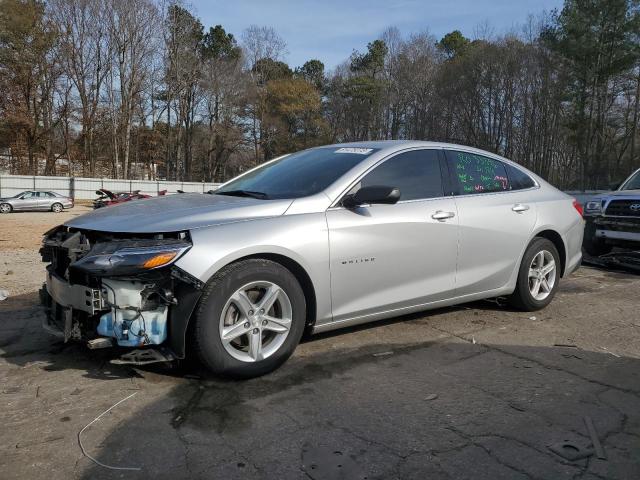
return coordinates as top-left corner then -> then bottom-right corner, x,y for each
2,291 -> 640,479
0,290 -> 516,378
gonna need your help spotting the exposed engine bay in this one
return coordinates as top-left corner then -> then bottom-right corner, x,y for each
39,226 -> 203,360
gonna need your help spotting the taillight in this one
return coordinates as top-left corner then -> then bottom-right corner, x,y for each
572,199 -> 583,217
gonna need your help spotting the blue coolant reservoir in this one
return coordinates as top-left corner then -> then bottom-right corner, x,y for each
97,306 -> 168,347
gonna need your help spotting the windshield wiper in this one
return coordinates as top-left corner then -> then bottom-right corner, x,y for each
215,189 -> 270,199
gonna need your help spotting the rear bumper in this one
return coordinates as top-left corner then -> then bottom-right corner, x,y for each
563,219 -> 584,276
565,253 -> 582,276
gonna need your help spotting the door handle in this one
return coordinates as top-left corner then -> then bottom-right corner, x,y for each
512,204 -> 530,213
431,210 -> 455,221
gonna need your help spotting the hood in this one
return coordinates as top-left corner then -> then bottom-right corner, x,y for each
588,189 -> 640,203
65,193 -> 293,233
608,189 -> 640,197
95,189 -> 115,199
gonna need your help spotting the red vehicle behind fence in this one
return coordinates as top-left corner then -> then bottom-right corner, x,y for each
93,189 -> 166,209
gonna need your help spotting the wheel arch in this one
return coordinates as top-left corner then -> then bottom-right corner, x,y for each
174,251 -> 318,359
533,229 -> 567,277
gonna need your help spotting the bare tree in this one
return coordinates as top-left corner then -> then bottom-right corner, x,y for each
107,0 -> 159,179
0,0 -> 66,175
241,25 -> 287,163
51,0 -> 109,176
163,3 -> 204,181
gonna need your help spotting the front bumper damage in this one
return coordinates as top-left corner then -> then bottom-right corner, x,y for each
39,226 -> 203,361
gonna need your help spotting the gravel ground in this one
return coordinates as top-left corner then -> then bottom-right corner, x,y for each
0,206 -> 93,296
0,208 -> 639,479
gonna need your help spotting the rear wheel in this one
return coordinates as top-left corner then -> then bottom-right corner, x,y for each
508,237 -> 560,311
193,258 -> 306,378
51,203 -> 63,213
0,203 -> 11,214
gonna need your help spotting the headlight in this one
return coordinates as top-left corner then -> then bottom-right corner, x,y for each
584,201 -> 603,213
71,242 -> 191,276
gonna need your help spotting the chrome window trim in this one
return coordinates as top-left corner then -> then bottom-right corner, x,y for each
447,185 -> 540,200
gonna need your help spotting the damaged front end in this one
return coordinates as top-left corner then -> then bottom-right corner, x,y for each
40,226 -> 203,361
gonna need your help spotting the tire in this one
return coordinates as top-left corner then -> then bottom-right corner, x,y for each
508,237 -> 561,311
583,222 -> 612,256
193,258 -> 306,378
0,203 -> 11,214
51,203 -> 63,213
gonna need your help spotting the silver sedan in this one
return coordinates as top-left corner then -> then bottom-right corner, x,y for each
0,191 -> 73,213
43,141 -> 584,377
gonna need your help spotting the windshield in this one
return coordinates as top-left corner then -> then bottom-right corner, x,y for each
621,170 -> 640,190
216,147 -> 379,199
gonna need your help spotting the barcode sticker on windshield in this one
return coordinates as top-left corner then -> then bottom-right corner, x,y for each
334,147 -> 373,154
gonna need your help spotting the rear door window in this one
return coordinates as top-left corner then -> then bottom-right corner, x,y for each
355,149 -> 444,201
446,150 -> 510,195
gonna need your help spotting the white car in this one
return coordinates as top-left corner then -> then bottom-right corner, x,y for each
41,141 -> 584,377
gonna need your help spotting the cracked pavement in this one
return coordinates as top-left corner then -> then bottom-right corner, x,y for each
0,210 -> 639,479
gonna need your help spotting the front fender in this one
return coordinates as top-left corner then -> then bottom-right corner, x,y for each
170,214 -> 332,355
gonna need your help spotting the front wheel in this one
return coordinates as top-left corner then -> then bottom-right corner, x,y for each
508,237 -> 561,311
0,203 -> 11,214
192,258 -> 306,378
51,203 -> 63,213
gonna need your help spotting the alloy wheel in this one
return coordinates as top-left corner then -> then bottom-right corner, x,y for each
218,281 -> 293,362
528,250 -> 556,301
52,203 -> 62,213
0,204 -> 10,214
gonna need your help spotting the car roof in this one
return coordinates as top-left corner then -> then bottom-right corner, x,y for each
321,140 -> 512,159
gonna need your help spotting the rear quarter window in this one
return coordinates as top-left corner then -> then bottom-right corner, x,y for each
506,165 -> 536,190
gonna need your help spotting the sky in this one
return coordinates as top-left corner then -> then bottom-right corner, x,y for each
191,0 -> 564,71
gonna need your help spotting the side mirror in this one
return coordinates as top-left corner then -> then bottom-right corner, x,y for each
343,185 -> 401,208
